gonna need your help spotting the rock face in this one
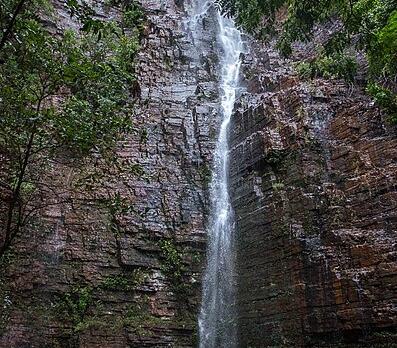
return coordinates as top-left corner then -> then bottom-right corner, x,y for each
1,1 -> 396,347
0,0 -> 222,347
231,34 -> 397,347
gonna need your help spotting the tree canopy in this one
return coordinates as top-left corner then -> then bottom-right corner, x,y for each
217,0 -> 397,122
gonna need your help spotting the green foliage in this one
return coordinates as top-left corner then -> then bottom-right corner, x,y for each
264,149 -> 291,169
368,10 -> 397,77
0,0 -> 144,255
56,286 -> 94,332
129,163 -> 145,176
199,163 -> 212,187
100,275 -> 130,290
101,192 -> 134,234
296,53 -> 357,81
159,240 -> 190,297
367,82 -> 397,124
123,2 -> 146,32
218,0 -> 397,68
66,0 -> 145,37
217,0 -> 397,120
140,128 -> 148,144
100,269 -> 148,291
118,303 -> 166,337
272,182 -> 285,191
159,240 -> 184,280
106,192 -> 134,216
217,0 -> 285,39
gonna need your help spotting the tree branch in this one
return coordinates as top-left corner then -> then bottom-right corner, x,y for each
0,0 -> 27,53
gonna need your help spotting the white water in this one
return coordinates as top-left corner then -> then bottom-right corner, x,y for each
198,6 -> 244,348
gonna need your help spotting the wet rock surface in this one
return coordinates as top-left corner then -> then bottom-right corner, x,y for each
1,1 -> 396,347
231,35 -> 397,347
0,0 -> 221,347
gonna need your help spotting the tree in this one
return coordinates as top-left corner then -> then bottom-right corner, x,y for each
216,0 -> 397,122
0,0 -> 144,257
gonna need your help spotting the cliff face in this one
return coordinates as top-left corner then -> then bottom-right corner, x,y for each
0,1 -> 221,347
232,33 -> 397,347
1,1 -> 396,348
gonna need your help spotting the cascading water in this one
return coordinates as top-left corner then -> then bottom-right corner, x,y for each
197,5 -> 244,348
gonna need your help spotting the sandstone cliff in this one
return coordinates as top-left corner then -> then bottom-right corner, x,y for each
232,26 -> 397,347
1,0 -> 219,346
0,0 -> 396,347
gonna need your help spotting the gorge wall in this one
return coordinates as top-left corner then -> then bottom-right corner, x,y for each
231,28 -> 397,347
0,0 -> 396,347
1,0 -> 220,346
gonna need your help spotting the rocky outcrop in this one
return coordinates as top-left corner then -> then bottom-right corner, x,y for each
0,1 -> 222,347
231,34 -> 397,347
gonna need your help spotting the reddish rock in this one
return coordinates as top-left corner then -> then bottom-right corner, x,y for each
231,31 -> 397,347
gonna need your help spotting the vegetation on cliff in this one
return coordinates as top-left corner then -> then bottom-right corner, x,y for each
217,0 -> 397,123
0,0 -> 144,257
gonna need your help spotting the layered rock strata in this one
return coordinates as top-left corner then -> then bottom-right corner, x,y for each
231,34 -> 397,347
1,1 -> 396,347
0,1 -> 222,347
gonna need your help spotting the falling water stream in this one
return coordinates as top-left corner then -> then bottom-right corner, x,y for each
196,4 -> 244,348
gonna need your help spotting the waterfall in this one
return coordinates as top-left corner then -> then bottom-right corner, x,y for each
198,5 -> 244,348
